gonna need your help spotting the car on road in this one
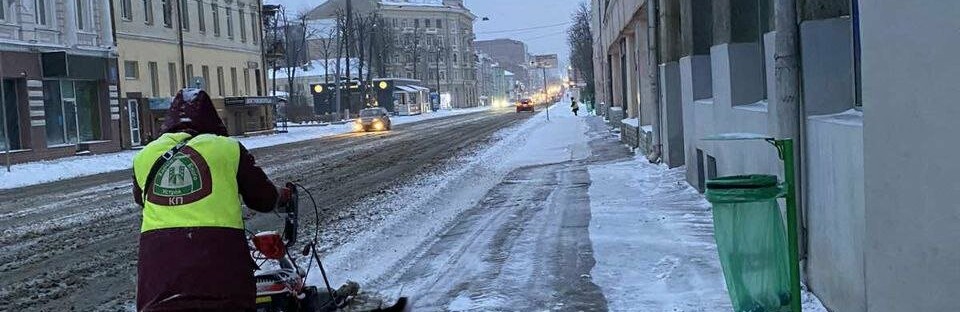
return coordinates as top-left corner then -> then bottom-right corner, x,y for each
516,99 -> 535,112
355,107 -> 392,132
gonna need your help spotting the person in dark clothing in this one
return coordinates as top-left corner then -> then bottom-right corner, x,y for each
571,97 -> 580,116
132,88 -> 290,312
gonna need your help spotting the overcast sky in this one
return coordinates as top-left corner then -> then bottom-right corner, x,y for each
271,0 -> 583,65
466,0 -> 582,64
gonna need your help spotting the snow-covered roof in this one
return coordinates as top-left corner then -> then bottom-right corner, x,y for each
504,70 -> 515,76
269,58 -> 361,80
381,0 -> 443,6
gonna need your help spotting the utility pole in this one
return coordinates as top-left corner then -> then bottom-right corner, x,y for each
436,46 -> 443,111
542,66 -> 549,121
175,0 -> 187,88
774,1 -> 803,308
344,0 -> 352,118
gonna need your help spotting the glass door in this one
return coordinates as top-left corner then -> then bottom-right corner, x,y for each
62,98 -> 79,144
0,79 -> 20,151
127,99 -> 141,146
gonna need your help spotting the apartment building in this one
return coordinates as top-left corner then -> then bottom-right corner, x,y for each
0,0 -> 121,164
112,0 -> 271,144
306,0 -> 481,108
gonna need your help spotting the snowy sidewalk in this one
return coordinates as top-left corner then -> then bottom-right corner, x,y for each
587,155 -> 829,311
0,107 -> 488,189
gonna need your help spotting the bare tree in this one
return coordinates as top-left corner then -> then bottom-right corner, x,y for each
402,26 -> 425,80
567,1 -> 595,102
373,16 -> 396,78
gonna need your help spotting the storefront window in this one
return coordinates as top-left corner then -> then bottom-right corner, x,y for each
0,79 -> 21,151
43,80 -> 102,146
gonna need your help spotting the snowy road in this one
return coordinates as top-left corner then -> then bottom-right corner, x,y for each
369,120 -> 630,311
0,108 -> 531,311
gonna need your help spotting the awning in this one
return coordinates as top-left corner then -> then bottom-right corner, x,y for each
407,85 -> 430,92
394,85 -> 418,92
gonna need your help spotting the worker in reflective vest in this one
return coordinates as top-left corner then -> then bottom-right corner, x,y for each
132,88 -> 290,311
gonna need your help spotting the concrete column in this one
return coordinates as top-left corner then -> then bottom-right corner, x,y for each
635,17 -> 653,126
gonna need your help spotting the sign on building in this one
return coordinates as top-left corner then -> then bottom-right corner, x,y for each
532,54 -> 559,68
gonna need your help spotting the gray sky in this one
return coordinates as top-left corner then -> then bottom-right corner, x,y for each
271,0 -> 582,65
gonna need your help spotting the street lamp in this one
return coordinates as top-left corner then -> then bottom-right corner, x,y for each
435,45 -> 444,111
531,60 -> 549,121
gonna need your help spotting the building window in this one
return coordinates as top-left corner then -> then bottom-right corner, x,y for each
255,69 -> 262,95
120,0 -> 132,20
216,66 -> 224,96
144,0 -> 153,25
76,0 -> 87,30
35,0 -> 47,25
414,19 -> 419,28
0,0 -> 5,21
161,0 -> 172,27
168,62 -> 178,96
186,64 -> 195,84
148,62 -> 160,96
436,19 -> 442,29
211,3 -> 220,36
0,79 -> 21,151
230,67 -> 238,95
243,69 -> 250,95
201,65 -> 210,90
42,80 -> 102,146
250,10 -> 258,43
124,61 -> 139,79
226,9 -> 233,38
180,0 -> 189,31
196,0 -> 205,32
239,8 -> 246,42
425,19 -> 431,28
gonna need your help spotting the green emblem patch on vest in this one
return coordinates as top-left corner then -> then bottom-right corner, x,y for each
147,146 -> 213,206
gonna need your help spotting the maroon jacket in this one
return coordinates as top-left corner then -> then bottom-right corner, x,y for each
133,89 -> 278,312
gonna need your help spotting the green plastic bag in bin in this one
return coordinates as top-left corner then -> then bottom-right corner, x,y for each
706,175 -> 791,312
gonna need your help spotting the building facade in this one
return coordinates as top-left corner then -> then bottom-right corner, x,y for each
475,38 -> 529,87
306,0 -> 480,109
475,52 -> 511,107
0,0 -> 121,164
586,0 -> 948,311
112,0 -> 271,144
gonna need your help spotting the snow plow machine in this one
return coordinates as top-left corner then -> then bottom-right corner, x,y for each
250,183 -> 409,312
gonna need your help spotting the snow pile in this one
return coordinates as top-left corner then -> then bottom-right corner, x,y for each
0,107 -> 489,189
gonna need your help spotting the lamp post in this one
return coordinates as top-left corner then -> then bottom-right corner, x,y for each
531,61 -> 549,121
435,45 -> 443,111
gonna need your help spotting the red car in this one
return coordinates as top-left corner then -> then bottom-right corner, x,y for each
516,99 -> 534,112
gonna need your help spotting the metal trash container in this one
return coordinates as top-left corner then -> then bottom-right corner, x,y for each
706,174 -> 791,312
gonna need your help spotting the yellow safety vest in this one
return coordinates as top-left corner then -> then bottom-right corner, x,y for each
134,132 -> 243,233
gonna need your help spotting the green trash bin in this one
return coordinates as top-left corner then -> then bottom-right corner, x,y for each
706,175 -> 791,312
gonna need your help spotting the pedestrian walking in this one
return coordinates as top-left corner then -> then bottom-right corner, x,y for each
571,97 -> 580,116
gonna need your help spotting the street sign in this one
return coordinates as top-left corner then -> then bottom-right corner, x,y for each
532,54 -> 559,69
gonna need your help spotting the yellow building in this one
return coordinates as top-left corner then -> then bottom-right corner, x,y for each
112,0 -> 272,146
